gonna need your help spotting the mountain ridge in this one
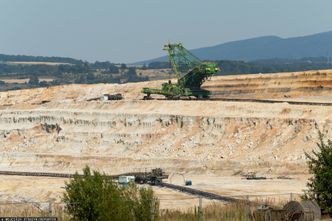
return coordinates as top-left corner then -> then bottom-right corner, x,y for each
140,31 -> 332,63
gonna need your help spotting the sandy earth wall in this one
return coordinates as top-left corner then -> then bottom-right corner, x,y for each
0,100 -> 330,176
0,69 -> 331,205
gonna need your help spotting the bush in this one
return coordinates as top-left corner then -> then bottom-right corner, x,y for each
28,75 -> 39,85
160,202 -> 249,221
305,131 -> 332,212
63,166 -> 159,221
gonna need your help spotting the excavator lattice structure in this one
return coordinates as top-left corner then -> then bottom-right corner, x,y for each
142,43 -> 220,99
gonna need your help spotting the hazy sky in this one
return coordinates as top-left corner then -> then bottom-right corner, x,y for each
1,0 -> 332,63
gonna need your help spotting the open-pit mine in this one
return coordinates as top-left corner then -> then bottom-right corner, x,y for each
0,70 -> 331,208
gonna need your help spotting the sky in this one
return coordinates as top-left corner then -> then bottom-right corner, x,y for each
1,0 -> 332,63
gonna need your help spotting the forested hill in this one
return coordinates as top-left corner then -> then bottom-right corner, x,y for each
0,54 -> 84,64
142,31 -> 332,63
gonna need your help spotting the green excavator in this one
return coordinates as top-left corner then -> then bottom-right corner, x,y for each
142,43 -> 220,99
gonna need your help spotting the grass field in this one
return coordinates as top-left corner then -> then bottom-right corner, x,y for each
0,200 -> 285,221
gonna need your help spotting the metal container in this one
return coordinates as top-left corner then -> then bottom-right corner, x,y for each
185,180 -> 192,186
283,200 -> 321,221
118,176 -> 135,185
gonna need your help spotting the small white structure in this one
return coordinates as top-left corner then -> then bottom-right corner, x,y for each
118,176 -> 135,185
101,95 -> 108,101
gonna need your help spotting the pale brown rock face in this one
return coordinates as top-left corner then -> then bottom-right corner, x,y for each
0,70 -> 331,204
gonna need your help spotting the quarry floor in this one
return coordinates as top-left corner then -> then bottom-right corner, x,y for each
0,70 -> 331,210
0,174 -> 308,210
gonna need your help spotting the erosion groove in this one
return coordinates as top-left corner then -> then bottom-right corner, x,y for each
0,70 -> 331,176
0,70 -> 331,206
205,71 -> 332,99
0,106 -> 330,175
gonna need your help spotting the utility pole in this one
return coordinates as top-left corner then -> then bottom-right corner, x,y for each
290,192 -> 293,201
150,198 -> 155,221
48,199 -> 54,216
246,195 -> 251,219
198,197 -> 203,221
327,52 -> 330,64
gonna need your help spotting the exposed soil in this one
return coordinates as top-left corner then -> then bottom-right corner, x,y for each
0,69 -> 331,208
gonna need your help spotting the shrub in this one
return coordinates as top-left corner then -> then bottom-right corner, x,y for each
305,131 -> 332,212
63,166 -> 159,221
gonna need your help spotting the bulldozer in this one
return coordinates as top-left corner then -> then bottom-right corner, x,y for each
142,43 -> 220,99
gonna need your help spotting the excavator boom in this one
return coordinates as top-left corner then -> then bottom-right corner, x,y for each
142,42 -> 220,99
163,43 -> 201,79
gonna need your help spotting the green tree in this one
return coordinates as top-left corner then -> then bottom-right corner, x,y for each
63,166 -> 159,221
305,131 -> 332,212
134,186 -> 159,221
109,65 -> 119,73
120,63 -> 127,70
126,67 -> 138,82
28,74 -> 39,85
86,73 -> 95,83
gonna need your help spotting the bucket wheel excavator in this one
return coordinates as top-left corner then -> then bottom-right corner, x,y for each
142,43 -> 220,99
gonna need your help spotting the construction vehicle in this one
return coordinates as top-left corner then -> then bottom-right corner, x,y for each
134,168 -> 168,185
87,93 -> 123,102
169,172 -> 192,186
101,93 -> 123,101
142,43 -> 220,99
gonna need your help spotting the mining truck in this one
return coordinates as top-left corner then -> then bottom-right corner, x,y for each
134,168 -> 168,185
142,43 -> 220,99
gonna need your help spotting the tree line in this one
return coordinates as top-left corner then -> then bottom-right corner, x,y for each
1,54 -> 332,91
0,54 -> 84,64
0,61 -> 148,91
148,57 -> 332,75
